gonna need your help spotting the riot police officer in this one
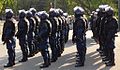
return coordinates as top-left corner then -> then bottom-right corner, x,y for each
89,11 -> 99,43
96,5 -> 109,53
102,6 -> 118,66
63,13 -> 69,43
37,11 -> 51,68
48,8 -> 58,62
55,9 -> 63,57
2,9 -> 16,67
29,8 -> 40,54
89,11 -> 97,38
16,10 -> 28,62
26,11 -> 35,57
58,9 -> 65,54
72,6 -> 87,67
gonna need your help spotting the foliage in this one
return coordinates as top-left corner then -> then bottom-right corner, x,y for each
0,0 -> 118,17
0,0 -> 17,14
65,0 -> 118,17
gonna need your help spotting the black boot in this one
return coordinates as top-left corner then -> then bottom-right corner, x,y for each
40,62 -> 50,68
28,48 -> 35,57
40,59 -> 50,68
27,53 -> 34,57
4,62 -> 14,68
19,52 -> 28,62
40,50 -> 51,68
75,58 -> 84,67
57,53 -> 61,57
106,62 -> 115,66
19,58 -> 28,62
75,62 -> 84,67
51,58 -> 57,62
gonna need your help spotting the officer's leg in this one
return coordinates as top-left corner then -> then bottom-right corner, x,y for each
97,38 -> 103,52
78,47 -> 86,66
65,27 -> 69,43
102,47 -> 109,63
12,48 -> 15,64
28,41 -> 32,54
12,38 -> 16,63
28,41 -> 34,57
98,39 -> 104,57
49,37 -> 58,62
10,37 -> 16,65
81,39 -> 87,65
60,35 -> 65,54
32,36 -> 37,55
40,48 -> 51,68
64,30 -> 67,43
106,48 -> 115,66
19,38 -> 28,62
75,41 -> 85,67
104,38 -> 115,66
4,41 -> 15,67
56,34 -> 62,57
102,40 -> 110,63
92,28 -> 97,39
97,37 -> 104,54
75,42 -> 81,67
31,40 -> 35,55
33,39 -> 39,54
91,28 -> 95,38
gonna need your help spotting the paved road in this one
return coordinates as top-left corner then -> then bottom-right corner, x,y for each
0,30 -> 120,70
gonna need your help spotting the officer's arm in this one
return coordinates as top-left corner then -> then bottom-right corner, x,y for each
107,19 -> 118,39
38,23 -> 48,38
2,22 -> 7,41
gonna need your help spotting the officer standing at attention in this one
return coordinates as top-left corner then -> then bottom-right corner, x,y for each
100,6 -> 118,66
29,8 -> 40,54
63,13 -> 69,43
49,8 -> 58,62
58,9 -> 66,54
72,6 -> 87,67
55,9 -> 63,57
37,11 -> 51,68
26,11 -> 35,57
15,10 -> 29,62
2,9 -> 16,67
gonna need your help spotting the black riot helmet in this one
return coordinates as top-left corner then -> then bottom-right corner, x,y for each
99,5 -> 108,12
29,8 -> 37,16
40,11 -> 49,20
49,8 -> 57,17
58,8 -> 63,16
26,11 -> 33,19
55,9 -> 61,17
96,8 -> 101,17
73,6 -> 85,18
5,9 -> 13,19
98,4 -> 108,17
105,6 -> 114,17
19,10 -> 26,18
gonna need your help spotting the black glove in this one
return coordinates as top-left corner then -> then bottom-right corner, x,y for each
2,37 -> 8,45
72,36 -> 76,44
15,32 -> 19,39
2,34 -> 4,41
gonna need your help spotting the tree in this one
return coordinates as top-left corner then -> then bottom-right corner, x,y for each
0,0 -> 118,18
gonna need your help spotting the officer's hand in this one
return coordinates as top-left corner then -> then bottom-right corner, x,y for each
2,37 -> 8,45
3,42 -> 6,45
15,33 -> 19,39
72,36 -> 76,44
2,37 -> 4,42
1,35 -> 4,42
